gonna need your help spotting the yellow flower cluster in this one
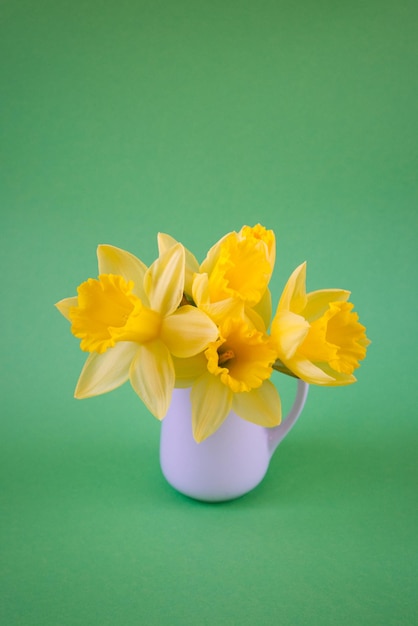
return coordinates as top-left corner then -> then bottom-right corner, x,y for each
56,225 -> 370,442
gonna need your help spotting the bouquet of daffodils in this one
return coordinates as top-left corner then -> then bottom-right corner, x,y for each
56,225 -> 370,442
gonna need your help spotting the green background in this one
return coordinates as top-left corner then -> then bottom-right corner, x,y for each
1,1 -> 417,624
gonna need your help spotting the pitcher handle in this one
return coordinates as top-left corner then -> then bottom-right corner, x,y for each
267,379 -> 309,456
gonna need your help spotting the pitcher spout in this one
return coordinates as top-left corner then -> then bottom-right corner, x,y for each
267,380 -> 309,457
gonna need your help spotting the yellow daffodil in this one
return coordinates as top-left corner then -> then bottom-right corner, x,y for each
159,225 -> 275,329
200,224 -> 275,308
55,243 -> 218,419
175,317 -> 281,442
271,262 -> 370,385
56,225 -> 371,449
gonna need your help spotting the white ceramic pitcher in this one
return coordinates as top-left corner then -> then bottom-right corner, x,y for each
160,380 -> 309,502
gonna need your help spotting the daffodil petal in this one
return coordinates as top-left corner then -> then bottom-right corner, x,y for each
191,373 -> 232,442
252,287 -> 272,329
304,289 -> 350,322
129,340 -> 175,419
74,341 -> 139,398
314,362 -> 357,386
192,272 -> 244,324
158,232 -> 199,295
55,296 -> 78,321
160,306 -> 218,358
199,231 -> 230,275
244,307 -> 268,332
172,353 -> 208,387
144,243 -> 185,316
205,299 -> 244,324
157,232 -> 178,256
278,262 -> 308,314
285,357 -> 336,385
191,271 -> 210,307
232,380 -> 281,427
97,244 -> 148,301
271,310 -> 310,360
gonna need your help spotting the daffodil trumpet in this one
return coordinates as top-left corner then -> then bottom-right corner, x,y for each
56,225 -> 370,444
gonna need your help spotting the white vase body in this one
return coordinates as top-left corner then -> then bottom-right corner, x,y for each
160,380 -> 309,502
